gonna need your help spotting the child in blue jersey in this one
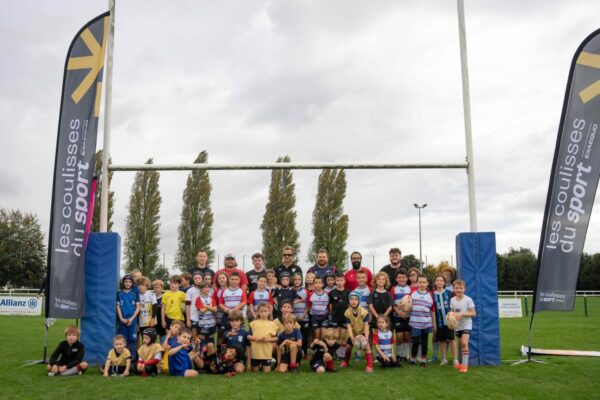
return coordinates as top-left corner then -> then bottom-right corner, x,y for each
277,314 -> 303,372
354,270 -> 372,312
391,268 -> 412,361
160,319 -> 184,374
221,310 -> 250,373
433,275 -> 457,366
373,315 -> 399,368
409,275 -> 436,367
117,274 -> 141,360
308,276 -> 330,340
168,327 -> 199,377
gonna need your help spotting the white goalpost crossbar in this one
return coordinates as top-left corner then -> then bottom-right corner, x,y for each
99,0 -> 478,232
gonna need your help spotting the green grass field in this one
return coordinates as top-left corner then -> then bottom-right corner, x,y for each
1,297 -> 600,400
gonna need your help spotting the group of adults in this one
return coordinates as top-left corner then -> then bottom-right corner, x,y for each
187,246 -> 409,292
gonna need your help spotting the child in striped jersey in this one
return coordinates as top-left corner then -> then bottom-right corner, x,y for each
390,269 -> 412,361
308,276 -> 330,340
354,270 -> 372,313
373,316 -> 399,368
433,275 -> 457,367
292,273 -> 311,355
218,272 -> 247,331
409,274 -> 436,367
248,275 -> 274,321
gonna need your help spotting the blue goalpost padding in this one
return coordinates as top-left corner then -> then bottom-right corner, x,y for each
81,232 -> 120,365
456,232 -> 501,366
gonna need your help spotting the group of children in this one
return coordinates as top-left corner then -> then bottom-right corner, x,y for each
47,266 -> 476,377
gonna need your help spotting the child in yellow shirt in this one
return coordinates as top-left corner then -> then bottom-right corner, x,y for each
162,275 -> 186,329
248,302 -> 278,373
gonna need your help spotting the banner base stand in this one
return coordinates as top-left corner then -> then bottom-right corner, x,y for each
519,345 -> 600,358
511,346 -> 548,366
22,318 -> 54,367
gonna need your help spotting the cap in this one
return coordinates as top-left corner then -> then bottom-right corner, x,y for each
349,291 -> 361,301
225,253 -> 235,259
279,271 -> 291,279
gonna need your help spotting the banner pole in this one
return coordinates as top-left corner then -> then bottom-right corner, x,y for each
457,0 -> 478,232
100,0 -> 115,232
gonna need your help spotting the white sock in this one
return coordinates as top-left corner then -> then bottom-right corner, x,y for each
61,366 -> 80,376
462,351 -> 469,368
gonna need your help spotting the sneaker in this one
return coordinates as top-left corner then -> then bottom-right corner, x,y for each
428,355 -> 439,363
420,361 -> 427,368
454,362 -> 463,370
289,367 -> 298,373
459,366 -> 469,373
440,359 -> 448,366
408,360 -> 416,366
48,372 -> 55,377
365,366 -> 373,373
340,361 -> 348,368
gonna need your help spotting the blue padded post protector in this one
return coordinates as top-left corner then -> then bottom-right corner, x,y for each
456,232 -> 501,366
81,232 -> 120,365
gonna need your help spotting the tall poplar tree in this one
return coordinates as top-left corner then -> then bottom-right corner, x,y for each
91,149 -> 115,232
261,156 -> 300,268
175,151 -> 214,270
309,169 -> 349,271
124,158 -> 161,277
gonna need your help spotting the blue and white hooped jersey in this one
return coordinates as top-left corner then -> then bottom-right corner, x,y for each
196,294 -> 216,328
250,289 -> 272,311
354,286 -> 372,311
409,290 -> 434,329
309,291 -> 330,316
374,329 -> 394,357
293,288 -> 309,321
391,284 -> 412,316
220,287 -> 245,309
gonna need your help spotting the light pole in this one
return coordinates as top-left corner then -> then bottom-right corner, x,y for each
414,203 -> 427,269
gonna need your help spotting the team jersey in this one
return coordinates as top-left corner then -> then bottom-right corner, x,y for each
248,289 -> 274,312
107,347 -> 131,366
308,291 -> 330,316
308,264 -> 337,281
310,340 -> 339,362
248,319 -> 278,360
409,290 -> 435,329
204,351 -> 236,374
219,287 -> 247,310
344,306 -> 370,336
293,287 -> 310,322
373,329 -> 395,357
195,294 -> 217,328
138,291 -> 156,327
221,328 -> 250,352
433,290 -> 452,327
328,288 -> 349,321
390,284 -> 412,317
277,328 -> 303,348
169,342 -> 193,374
273,287 -> 299,311
137,343 -> 163,362
185,286 -> 201,323
49,340 -> 84,368
324,285 -> 336,294
354,286 -> 372,311
162,290 -> 186,320
117,290 -> 139,320
246,269 -> 266,293
368,289 -> 393,316
450,295 -> 476,331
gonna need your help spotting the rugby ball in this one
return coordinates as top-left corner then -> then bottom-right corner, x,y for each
446,311 -> 458,330
400,295 -> 412,313
354,335 -> 368,350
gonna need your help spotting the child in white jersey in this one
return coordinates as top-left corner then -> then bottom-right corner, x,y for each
451,279 -> 476,373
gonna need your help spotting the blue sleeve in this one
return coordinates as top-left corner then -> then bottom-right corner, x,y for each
277,333 -> 284,345
295,329 -> 303,341
362,315 -> 369,322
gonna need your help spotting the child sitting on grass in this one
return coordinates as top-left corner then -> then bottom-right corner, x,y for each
136,328 -> 163,376
47,326 -> 88,376
102,335 -> 131,377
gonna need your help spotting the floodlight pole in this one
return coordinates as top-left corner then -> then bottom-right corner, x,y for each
100,0 -> 115,232
457,0 -> 478,232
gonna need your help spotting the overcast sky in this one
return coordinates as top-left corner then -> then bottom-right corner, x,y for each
2,0 -> 600,273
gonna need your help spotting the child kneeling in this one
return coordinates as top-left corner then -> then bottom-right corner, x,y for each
47,326 -> 88,376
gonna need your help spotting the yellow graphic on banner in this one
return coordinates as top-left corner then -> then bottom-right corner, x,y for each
67,17 -> 108,116
576,51 -> 600,104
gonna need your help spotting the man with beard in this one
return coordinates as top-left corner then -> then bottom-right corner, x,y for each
344,251 -> 373,291
274,246 -> 303,285
380,248 -> 404,286
188,249 -> 214,281
308,249 -> 337,281
215,254 -> 248,292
